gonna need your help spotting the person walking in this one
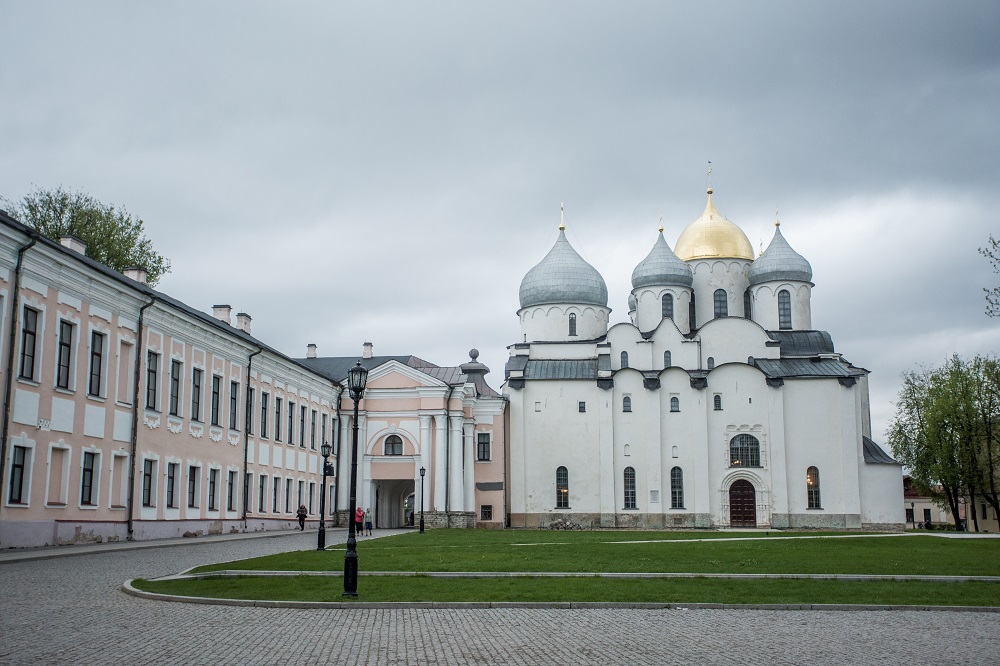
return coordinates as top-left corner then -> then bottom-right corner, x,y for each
364,508 -> 373,536
355,506 -> 365,536
296,504 -> 307,530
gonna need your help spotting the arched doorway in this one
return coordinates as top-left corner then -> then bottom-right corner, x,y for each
729,479 -> 757,528
374,479 -> 415,528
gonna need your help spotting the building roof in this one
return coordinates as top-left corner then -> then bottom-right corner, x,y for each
674,188 -> 754,261
519,228 -> 608,309
863,436 -> 899,465
748,223 -> 813,285
299,354 -> 502,398
754,357 -> 864,379
631,231 -> 693,289
767,330 -> 835,356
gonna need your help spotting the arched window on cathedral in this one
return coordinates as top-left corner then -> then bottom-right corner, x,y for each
744,290 -> 752,319
622,396 -> 632,413
714,289 -> 728,318
707,357 -> 715,370
807,466 -> 822,509
662,293 -> 673,320
384,435 -> 403,456
568,313 -> 577,336
670,467 -> 684,509
620,351 -> 629,369
689,292 -> 697,329
624,467 -> 636,509
778,290 -> 792,330
713,394 -> 722,410
729,434 -> 761,467
556,466 -> 569,508
663,350 -> 671,369
670,397 -> 680,412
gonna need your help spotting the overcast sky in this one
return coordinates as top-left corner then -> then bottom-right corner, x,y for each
2,1 -> 998,443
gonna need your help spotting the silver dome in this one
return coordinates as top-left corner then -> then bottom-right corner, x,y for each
631,232 -> 693,289
519,230 -> 608,308
748,225 -> 813,285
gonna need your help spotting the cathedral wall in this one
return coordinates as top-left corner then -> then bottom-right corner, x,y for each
632,286 -> 691,333
689,259 -> 751,327
518,304 -> 609,343
698,318 -> 775,368
750,282 -> 812,330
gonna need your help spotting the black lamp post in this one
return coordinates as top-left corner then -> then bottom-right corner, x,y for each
910,501 -> 915,530
419,466 -> 426,534
317,441 -> 332,550
343,360 -> 368,597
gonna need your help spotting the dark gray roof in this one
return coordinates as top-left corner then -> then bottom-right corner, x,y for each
863,436 -> 899,465
519,229 -> 608,308
524,359 -> 599,380
299,355 -> 502,398
754,358 -> 862,379
768,330 -> 835,356
0,211 -> 333,384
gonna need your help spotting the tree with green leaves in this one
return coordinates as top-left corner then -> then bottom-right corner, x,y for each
2,186 -> 171,286
980,235 -> 1000,317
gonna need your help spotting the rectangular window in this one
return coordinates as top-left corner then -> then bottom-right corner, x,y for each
208,469 -> 219,511
285,479 -> 292,513
166,462 -> 177,508
308,481 -> 315,513
187,466 -> 199,508
275,397 -> 283,442
287,401 -> 295,445
211,376 -> 221,426
578,401 -> 586,413
19,306 -> 39,380
260,392 -> 269,439
983,503 -> 989,520
146,352 -> 159,409
321,413 -> 327,448
300,406 -> 306,447
88,331 -> 105,396
923,508 -> 932,524
191,368 -> 203,422
117,340 -> 134,405
310,409 -> 317,450
905,508 -> 914,524
477,433 -> 491,461
273,477 -> 280,512
169,360 -> 181,416
297,480 -> 304,508
8,445 -> 28,503
258,475 -> 267,512
247,387 -> 255,434
81,451 -> 96,505
229,381 -> 239,430
142,459 -> 154,507
481,504 -> 493,521
57,320 -> 73,389
227,470 -> 237,512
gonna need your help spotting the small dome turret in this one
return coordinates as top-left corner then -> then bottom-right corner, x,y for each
749,223 -> 813,285
631,231 -> 693,289
519,228 -> 608,309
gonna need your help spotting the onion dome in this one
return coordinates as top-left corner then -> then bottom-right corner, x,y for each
674,188 -> 754,261
628,292 -> 637,312
748,222 -> 813,285
519,227 -> 608,308
631,230 -> 693,288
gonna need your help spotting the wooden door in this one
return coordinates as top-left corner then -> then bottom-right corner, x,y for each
729,480 -> 757,528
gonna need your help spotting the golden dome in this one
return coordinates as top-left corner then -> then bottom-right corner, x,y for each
674,188 -> 754,261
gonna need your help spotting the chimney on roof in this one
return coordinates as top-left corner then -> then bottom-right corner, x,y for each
236,312 -> 252,334
306,343 -> 317,359
363,341 -> 373,359
123,266 -> 148,285
60,235 -> 87,254
212,305 -> 232,325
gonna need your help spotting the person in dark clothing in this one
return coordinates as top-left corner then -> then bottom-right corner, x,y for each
297,504 -> 307,530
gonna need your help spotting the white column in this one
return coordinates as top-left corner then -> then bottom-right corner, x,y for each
463,421 -> 475,513
337,415 -> 351,508
357,413 -> 369,510
449,415 -> 464,512
433,414 -> 447,511
419,415 -> 432,516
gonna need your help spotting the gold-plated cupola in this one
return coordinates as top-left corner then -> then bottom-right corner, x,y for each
674,188 -> 755,261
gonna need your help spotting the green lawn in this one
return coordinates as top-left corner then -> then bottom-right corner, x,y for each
132,531 -> 1000,607
192,530 -> 1000,577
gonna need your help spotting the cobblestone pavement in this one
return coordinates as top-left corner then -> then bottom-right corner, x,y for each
0,529 -> 995,665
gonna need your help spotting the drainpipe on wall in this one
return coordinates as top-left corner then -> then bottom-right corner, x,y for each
332,384 -> 343,525
241,347 -> 262,529
0,236 -> 37,526
126,296 -> 156,540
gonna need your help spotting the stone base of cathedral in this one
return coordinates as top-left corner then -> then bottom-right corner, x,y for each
509,512 -> 714,530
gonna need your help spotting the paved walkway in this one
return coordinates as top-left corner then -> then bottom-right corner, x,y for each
0,528 -> 996,665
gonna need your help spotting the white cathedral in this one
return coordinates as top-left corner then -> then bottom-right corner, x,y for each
503,188 -> 903,530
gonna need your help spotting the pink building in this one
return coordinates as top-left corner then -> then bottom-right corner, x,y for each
0,212 -> 505,548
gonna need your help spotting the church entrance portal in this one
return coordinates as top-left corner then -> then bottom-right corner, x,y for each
373,479 -> 415,528
729,480 -> 757,528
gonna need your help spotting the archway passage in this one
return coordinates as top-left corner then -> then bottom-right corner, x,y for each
729,479 -> 757,528
374,479 -> 415,528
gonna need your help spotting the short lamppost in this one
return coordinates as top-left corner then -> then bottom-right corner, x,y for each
910,501 -> 916,530
343,360 -> 368,597
419,466 -> 426,534
317,441 -> 332,551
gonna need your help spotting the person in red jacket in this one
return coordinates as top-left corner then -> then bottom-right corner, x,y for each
355,506 -> 365,536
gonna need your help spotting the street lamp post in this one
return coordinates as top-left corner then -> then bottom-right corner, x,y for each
910,501 -> 915,530
419,466 -> 426,534
343,360 -> 368,597
317,441 -> 332,551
